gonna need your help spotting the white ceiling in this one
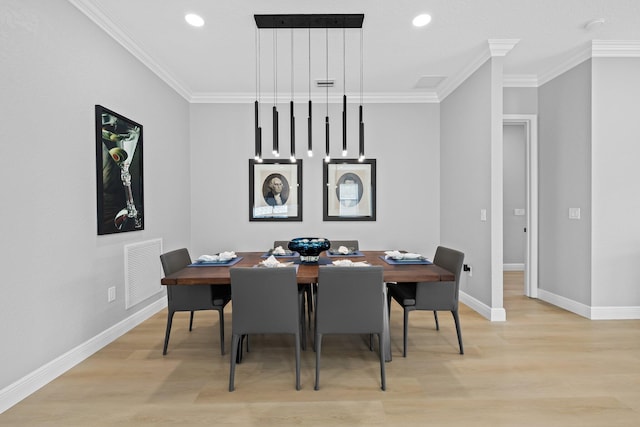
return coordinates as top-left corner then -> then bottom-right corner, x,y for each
70,0 -> 640,102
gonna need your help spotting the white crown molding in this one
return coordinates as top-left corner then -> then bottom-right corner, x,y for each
190,92 -> 440,104
68,0 -> 192,101
488,39 -> 520,56
503,74 -> 538,87
592,40 -> 640,57
437,49 -> 491,101
538,40 -> 640,86
438,39 -> 519,100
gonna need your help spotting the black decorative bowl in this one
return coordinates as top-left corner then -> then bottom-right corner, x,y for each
288,237 -> 331,263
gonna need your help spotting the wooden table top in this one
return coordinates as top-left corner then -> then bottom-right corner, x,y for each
161,251 -> 454,285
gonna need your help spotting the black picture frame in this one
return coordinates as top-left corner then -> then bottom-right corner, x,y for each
95,105 -> 144,235
249,159 -> 303,221
323,159 -> 376,221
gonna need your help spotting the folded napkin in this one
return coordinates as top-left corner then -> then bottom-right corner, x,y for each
384,250 -> 423,260
272,246 -> 286,255
338,245 -> 350,254
332,259 -> 370,267
259,255 -> 293,268
198,251 -> 237,262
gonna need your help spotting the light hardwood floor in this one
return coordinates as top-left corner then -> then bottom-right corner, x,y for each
2,272 -> 640,426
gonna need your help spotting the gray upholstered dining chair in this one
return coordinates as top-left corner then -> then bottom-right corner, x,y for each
314,266 -> 386,391
274,240 -> 311,350
273,240 -> 290,250
159,248 -> 231,356
228,267 -> 302,391
387,246 -> 465,356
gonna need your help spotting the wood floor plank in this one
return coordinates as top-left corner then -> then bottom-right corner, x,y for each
2,272 -> 640,425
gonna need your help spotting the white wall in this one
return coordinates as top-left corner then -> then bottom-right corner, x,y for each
591,57 -> 640,308
440,60 -> 494,307
538,60 -> 592,305
0,0 -> 190,391
189,102 -> 441,257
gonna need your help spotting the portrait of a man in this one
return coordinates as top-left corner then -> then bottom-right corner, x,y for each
262,173 -> 290,206
249,159 -> 302,221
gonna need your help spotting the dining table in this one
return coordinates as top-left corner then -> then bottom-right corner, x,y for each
161,250 -> 455,361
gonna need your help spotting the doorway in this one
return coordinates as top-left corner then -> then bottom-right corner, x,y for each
503,115 -> 538,298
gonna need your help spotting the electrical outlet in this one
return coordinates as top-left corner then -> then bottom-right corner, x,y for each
108,287 -> 116,302
463,264 -> 472,277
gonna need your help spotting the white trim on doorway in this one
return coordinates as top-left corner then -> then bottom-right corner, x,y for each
503,114 -> 538,298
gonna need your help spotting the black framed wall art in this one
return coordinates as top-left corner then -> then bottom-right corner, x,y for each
323,159 -> 376,221
95,105 -> 144,235
249,159 -> 303,221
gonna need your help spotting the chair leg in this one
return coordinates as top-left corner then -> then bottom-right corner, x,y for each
163,310 -> 175,355
229,334 -> 240,391
452,310 -> 464,355
237,335 -> 245,363
403,308 -> 409,357
379,333 -> 386,391
314,334 -> 322,390
299,291 -> 307,351
189,311 -> 194,331
434,311 -> 439,330
295,333 -> 301,390
218,309 -> 225,355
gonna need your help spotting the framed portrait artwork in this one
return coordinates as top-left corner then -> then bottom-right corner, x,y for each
323,159 -> 376,221
95,105 -> 144,235
249,159 -> 303,221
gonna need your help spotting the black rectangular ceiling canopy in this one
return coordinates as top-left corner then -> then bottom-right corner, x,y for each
254,14 -> 364,29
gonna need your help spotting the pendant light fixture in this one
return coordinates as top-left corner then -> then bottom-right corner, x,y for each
272,28 -> 279,157
342,27 -> 347,157
324,27 -> 330,162
254,27 -> 262,162
359,26 -> 365,162
253,14 -> 364,161
307,28 -> 313,157
290,28 -> 296,163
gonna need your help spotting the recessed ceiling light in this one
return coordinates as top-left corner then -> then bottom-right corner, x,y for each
185,13 -> 205,27
412,14 -> 432,28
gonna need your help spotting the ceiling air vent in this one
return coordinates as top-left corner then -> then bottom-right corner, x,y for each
316,79 -> 335,88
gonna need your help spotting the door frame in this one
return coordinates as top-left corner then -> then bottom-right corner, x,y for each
503,114 -> 538,298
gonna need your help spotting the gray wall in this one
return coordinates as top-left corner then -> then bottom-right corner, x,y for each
504,87 -> 538,114
503,124 -> 526,264
0,0 -> 190,389
440,60 -> 493,306
189,102 -> 442,256
538,60 -> 592,304
591,57 -> 640,307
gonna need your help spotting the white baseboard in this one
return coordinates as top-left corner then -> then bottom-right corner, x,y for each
460,291 -> 506,321
538,289 -> 640,320
537,288 -> 591,319
503,263 -> 524,271
0,299 -> 167,414
590,306 -> 640,319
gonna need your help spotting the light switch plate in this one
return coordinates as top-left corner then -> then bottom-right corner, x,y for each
480,209 -> 487,221
514,208 -> 525,216
569,208 -> 581,220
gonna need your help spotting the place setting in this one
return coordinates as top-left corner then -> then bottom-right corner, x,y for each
261,245 -> 299,258
326,245 -> 365,257
380,250 -> 432,265
189,251 -> 243,267
257,254 -> 296,268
